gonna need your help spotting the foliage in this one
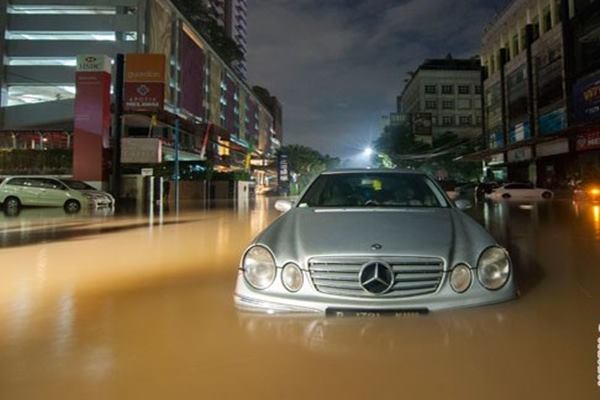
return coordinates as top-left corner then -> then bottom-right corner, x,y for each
374,124 -> 481,182
278,145 -> 340,194
174,0 -> 245,66
0,149 -> 71,175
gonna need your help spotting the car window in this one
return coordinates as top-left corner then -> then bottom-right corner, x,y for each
37,178 -> 67,190
299,173 -> 449,208
6,178 -> 29,187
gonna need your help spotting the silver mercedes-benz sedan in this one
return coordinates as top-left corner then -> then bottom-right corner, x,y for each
234,169 -> 517,315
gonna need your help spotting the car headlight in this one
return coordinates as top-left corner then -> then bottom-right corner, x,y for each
243,246 -> 276,290
477,247 -> 511,290
450,264 -> 472,293
281,263 -> 303,292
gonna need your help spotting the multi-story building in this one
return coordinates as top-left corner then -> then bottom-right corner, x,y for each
398,57 -> 483,145
206,0 -> 247,78
0,0 -> 276,173
478,0 -> 600,185
253,86 -> 282,147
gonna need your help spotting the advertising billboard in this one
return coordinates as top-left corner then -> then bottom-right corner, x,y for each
180,28 -> 206,118
124,54 -> 166,112
573,72 -> 600,123
413,113 -> 432,136
576,129 -> 600,152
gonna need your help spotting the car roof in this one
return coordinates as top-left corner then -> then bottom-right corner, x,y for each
321,168 -> 425,175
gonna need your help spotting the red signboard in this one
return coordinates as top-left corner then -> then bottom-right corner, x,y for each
124,82 -> 165,111
576,129 -> 600,152
124,54 -> 166,112
73,56 -> 112,183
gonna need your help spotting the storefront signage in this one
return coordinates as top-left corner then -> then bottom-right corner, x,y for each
73,54 -> 112,182
76,54 -> 111,73
573,72 -> 600,123
536,138 -> 569,157
507,146 -> 532,163
576,129 -> 600,152
124,54 -> 166,112
278,154 -> 289,183
487,153 -> 505,165
539,108 -> 567,136
121,138 -> 163,164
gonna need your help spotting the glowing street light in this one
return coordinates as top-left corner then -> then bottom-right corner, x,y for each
363,147 -> 374,156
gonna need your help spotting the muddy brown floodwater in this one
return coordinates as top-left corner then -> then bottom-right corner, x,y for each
0,198 -> 599,399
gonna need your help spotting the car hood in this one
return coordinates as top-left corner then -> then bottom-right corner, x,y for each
78,190 -> 111,197
254,207 -> 496,268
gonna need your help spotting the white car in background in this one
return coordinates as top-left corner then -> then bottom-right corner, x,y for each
489,182 -> 553,201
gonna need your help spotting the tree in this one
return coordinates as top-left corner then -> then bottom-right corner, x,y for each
374,123 -> 481,181
278,145 -> 340,194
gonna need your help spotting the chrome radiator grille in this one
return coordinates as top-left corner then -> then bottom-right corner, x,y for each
308,257 -> 444,298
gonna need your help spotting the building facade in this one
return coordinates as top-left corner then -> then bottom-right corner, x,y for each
398,57 -> 483,145
206,0 -> 248,78
479,0 -> 600,185
0,0 -> 278,175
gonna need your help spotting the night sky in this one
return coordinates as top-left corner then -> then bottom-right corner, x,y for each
247,0 -> 508,159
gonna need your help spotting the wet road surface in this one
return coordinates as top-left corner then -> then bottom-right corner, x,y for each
0,199 -> 599,399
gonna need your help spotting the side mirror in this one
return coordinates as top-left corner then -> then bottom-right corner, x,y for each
454,199 -> 472,210
274,200 -> 294,213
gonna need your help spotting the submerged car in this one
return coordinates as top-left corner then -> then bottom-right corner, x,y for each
573,180 -> 600,203
234,169 -> 516,315
488,182 -> 553,201
0,176 -> 115,213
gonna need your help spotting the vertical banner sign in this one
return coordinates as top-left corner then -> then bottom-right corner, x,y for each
124,54 -> 166,112
278,154 -> 290,195
73,54 -> 112,183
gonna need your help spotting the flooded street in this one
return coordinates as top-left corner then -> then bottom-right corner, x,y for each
0,198 -> 599,399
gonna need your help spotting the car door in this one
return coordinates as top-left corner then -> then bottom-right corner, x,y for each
34,178 -> 69,207
9,178 -> 42,205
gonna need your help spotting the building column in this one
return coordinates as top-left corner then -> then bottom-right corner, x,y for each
525,24 -> 538,184
499,48 -> 509,158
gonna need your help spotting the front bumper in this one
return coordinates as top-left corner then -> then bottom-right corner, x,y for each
234,269 -> 517,314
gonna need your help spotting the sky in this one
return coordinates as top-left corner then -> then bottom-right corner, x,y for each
246,0 -> 508,159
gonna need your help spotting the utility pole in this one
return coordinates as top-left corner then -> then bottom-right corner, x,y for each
111,53 -> 124,199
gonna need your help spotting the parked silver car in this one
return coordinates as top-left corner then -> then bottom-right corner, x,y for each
234,169 -> 516,315
0,176 -> 115,214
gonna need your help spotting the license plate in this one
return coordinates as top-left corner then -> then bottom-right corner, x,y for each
326,308 -> 428,318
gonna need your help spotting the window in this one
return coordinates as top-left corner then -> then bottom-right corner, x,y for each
458,85 -> 470,95
543,5 -> 552,33
425,100 -> 437,110
532,16 -> 540,40
476,115 -> 482,125
457,99 -> 472,109
298,173 -> 449,208
512,34 -> 520,57
6,85 -> 76,107
6,31 -> 117,41
442,85 -> 453,94
6,178 -> 28,186
7,57 -> 77,66
424,85 -> 436,94
475,85 -> 482,95
442,116 -> 454,126
442,100 -> 455,109
459,116 -> 472,125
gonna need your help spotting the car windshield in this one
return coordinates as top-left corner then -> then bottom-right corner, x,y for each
61,179 -> 97,191
298,173 -> 449,208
